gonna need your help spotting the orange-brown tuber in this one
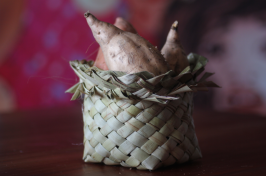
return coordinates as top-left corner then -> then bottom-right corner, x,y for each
93,17 -> 137,70
161,21 -> 189,74
85,11 -> 168,76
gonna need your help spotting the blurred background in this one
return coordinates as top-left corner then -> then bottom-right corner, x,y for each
0,0 -> 266,116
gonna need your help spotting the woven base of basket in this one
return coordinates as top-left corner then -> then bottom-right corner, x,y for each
66,53 -> 218,170
82,91 -> 201,170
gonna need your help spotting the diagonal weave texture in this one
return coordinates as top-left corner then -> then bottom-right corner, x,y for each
67,53 -> 218,170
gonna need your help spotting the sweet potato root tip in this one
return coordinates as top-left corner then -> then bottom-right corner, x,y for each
172,21 -> 178,30
161,21 -> 189,74
84,11 -> 90,18
114,17 -> 137,34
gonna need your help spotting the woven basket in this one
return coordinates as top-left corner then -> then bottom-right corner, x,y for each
66,53 -> 218,170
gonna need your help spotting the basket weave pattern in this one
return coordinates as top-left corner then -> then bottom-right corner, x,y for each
67,54 -> 217,170
82,91 -> 200,170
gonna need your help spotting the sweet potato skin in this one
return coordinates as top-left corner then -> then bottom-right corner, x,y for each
85,12 -> 168,76
94,17 -> 137,71
105,32 -> 168,75
161,21 -> 189,74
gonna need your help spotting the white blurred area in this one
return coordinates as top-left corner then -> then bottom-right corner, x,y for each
161,0 -> 266,116
198,17 -> 266,115
72,0 -> 120,16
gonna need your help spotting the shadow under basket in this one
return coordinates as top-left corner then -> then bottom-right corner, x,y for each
66,53 -> 218,170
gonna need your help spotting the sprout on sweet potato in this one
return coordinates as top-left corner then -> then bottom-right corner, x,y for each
161,21 -> 189,74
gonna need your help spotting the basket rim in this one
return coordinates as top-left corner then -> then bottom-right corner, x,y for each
66,53 -> 219,103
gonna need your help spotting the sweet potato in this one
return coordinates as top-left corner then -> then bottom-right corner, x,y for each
85,12 -> 168,76
161,21 -> 189,74
93,17 -> 137,70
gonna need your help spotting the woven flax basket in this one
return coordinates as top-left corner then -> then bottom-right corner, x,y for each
66,53 -> 218,170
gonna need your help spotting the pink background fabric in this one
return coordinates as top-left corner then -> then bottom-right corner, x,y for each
1,0 -> 265,116
0,0 -> 132,110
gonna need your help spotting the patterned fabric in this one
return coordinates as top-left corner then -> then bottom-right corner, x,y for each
0,0 -> 127,111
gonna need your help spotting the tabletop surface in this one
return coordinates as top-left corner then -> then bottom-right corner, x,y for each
1,105 -> 266,176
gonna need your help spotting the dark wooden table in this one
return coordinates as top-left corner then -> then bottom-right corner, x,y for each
1,105 -> 266,176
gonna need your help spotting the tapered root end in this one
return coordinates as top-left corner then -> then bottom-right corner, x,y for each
114,17 -> 137,33
115,17 -> 124,24
165,20 -> 180,42
172,21 -> 178,30
84,11 -> 98,27
84,11 -> 90,18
